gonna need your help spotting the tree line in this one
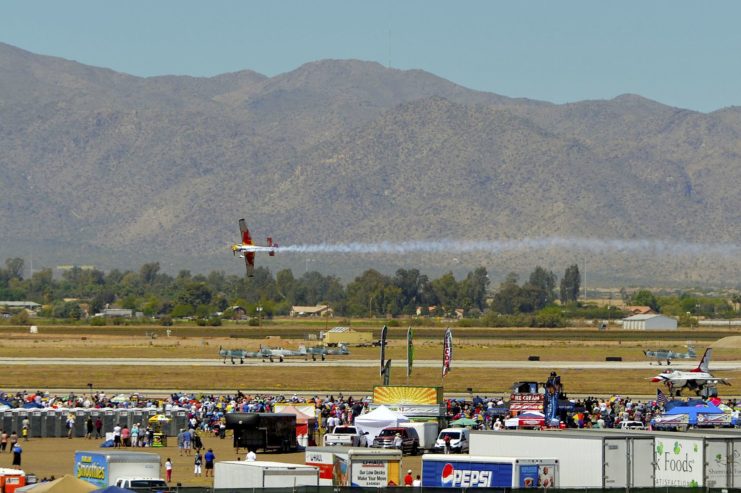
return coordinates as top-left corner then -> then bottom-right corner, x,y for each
1,257 -> 738,325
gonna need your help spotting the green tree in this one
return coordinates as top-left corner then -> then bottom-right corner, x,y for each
176,282 -> 213,307
525,266 -> 557,310
559,264 -> 581,304
139,262 -> 160,285
630,289 -> 660,312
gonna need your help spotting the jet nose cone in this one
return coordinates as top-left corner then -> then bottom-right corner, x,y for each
650,377 -> 661,382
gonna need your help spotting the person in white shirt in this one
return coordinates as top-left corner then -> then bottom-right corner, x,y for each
412,475 -> 421,487
246,449 -> 256,461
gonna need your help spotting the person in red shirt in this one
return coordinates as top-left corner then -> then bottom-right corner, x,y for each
404,470 -> 414,487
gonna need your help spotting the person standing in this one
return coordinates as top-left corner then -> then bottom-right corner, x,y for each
165,458 -> 173,483
0,430 -> 7,453
246,449 -> 256,462
21,418 -> 30,441
94,417 -> 103,439
66,415 -> 75,439
9,431 -> 18,450
204,448 -> 215,477
193,451 -> 203,477
404,469 -> 414,487
412,475 -> 421,487
85,418 -> 94,439
12,443 -> 22,469
113,423 -> 122,447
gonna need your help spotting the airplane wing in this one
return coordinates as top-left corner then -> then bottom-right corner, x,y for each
244,252 -> 255,277
239,218 -> 253,245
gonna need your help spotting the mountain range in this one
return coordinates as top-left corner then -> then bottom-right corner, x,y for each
1,42 -> 739,286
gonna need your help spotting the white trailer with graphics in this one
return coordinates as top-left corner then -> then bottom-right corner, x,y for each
470,430 -> 655,488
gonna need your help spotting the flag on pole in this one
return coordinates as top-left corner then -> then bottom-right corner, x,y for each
656,388 -> 669,407
380,325 -> 388,377
442,328 -> 453,378
406,327 -> 414,377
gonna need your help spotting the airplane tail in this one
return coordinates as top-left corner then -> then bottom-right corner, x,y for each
692,348 -> 712,373
687,345 -> 696,357
298,344 -> 307,354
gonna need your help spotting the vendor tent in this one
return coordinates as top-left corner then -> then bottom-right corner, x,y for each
504,411 -> 545,429
277,405 -> 318,447
17,475 -> 97,493
354,405 -> 409,441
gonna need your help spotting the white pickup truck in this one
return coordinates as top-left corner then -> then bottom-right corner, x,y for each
114,478 -> 170,492
323,425 -> 368,447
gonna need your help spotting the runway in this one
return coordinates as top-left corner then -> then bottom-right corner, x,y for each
2,357 -> 741,370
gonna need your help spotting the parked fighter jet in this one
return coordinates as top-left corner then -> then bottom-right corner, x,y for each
231,219 -> 278,277
218,346 -> 270,364
643,345 -> 696,365
304,344 -> 350,361
650,348 -> 730,396
259,345 -> 308,362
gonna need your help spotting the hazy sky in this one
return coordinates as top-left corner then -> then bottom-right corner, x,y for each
2,1 -> 740,112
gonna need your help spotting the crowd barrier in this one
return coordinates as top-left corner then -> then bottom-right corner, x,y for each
0,407 -> 190,437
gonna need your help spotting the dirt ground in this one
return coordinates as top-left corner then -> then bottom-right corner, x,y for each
3,434 -> 422,488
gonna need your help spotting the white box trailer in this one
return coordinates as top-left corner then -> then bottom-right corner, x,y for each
214,461 -> 319,490
73,450 -> 161,488
607,428 -> 741,488
399,421 -> 439,451
470,430 -> 655,488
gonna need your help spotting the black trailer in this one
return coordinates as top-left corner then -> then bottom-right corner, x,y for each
225,413 -> 297,453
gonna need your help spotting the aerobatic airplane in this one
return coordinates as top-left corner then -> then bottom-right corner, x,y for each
259,345 -> 308,363
305,344 -> 350,361
650,348 -> 730,396
218,346 -> 271,364
643,345 -> 696,365
231,219 -> 278,277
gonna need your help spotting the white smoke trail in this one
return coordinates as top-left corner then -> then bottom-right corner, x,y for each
278,237 -> 740,257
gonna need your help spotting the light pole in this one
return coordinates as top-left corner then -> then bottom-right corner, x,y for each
257,305 -> 263,328
368,296 -> 373,319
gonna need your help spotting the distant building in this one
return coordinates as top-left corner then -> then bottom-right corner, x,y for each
290,305 -> 332,317
622,314 -> 677,330
98,308 -> 134,318
624,305 -> 655,315
0,301 -> 41,310
322,326 -> 373,346
228,306 -> 248,320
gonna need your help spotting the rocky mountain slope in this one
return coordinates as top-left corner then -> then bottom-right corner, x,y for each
1,42 -> 739,285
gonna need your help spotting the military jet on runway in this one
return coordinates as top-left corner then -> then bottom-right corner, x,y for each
305,344 -> 350,361
219,346 -> 270,364
231,219 -> 278,277
650,348 -> 730,396
259,345 -> 308,362
643,345 -> 696,365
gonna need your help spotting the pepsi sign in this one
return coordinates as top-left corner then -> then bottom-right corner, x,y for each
424,460 -> 513,488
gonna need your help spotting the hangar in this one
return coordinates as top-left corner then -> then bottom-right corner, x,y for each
621,313 -> 678,330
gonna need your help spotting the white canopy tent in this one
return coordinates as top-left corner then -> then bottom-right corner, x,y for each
354,405 -> 410,442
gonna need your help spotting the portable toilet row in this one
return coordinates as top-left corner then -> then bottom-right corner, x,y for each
0,408 -> 190,438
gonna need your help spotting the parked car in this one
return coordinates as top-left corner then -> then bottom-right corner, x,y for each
432,427 -> 470,453
371,427 -> 419,455
619,420 -> 646,430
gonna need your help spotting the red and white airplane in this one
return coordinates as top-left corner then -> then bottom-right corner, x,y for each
231,219 -> 277,277
650,348 -> 730,396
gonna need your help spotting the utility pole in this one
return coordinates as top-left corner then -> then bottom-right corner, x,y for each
583,255 -> 587,301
